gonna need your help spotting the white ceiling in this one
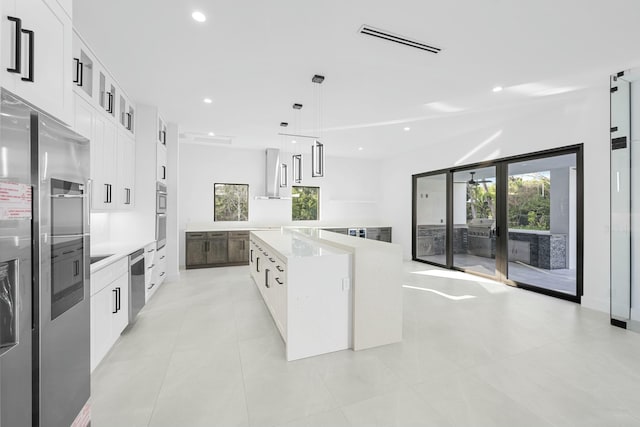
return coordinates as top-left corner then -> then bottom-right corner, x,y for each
74,0 -> 640,159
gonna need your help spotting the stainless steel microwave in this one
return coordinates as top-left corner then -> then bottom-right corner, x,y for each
156,182 -> 167,213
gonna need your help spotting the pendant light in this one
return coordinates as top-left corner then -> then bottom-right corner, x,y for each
311,74 -> 325,177
279,123 -> 288,188
291,103 -> 304,183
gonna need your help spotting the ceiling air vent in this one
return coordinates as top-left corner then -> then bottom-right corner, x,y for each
359,25 -> 441,54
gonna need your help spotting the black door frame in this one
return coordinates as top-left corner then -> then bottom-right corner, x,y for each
412,144 -> 584,303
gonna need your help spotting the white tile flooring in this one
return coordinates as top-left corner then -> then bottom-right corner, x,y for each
91,262 -> 640,427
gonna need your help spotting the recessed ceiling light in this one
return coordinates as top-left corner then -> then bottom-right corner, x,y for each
208,132 -> 215,136
203,98 -> 212,104
358,147 -> 364,151
192,11 -> 206,22
492,86 -> 503,93
291,140 -> 297,144
404,127 -> 411,131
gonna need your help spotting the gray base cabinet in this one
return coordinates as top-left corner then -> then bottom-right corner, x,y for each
186,231 -> 249,269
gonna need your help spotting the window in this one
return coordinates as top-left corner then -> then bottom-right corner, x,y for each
292,186 -> 319,221
214,183 -> 248,221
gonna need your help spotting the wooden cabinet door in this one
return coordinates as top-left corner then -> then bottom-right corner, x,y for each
186,239 -> 207,267
228,238 -> 249,263
207,237 -> 228,264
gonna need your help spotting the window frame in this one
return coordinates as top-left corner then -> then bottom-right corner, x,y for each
213,183 -> 249,222
291,185 -> 320,221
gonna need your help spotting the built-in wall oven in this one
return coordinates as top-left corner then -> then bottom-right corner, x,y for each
50,178 -> 86,320
156,182 -> 167,250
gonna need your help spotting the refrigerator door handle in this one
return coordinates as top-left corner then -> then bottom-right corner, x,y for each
6,16 -> 22,74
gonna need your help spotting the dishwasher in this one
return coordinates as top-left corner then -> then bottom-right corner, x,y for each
128,249 -> 145,323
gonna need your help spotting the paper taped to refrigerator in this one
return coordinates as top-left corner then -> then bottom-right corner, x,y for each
0,181 -> 32,220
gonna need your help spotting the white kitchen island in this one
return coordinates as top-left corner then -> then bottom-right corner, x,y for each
250,229 -> 352,361
249,228 -> 403,361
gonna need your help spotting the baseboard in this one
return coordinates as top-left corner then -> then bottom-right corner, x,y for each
580,295 -> 609,313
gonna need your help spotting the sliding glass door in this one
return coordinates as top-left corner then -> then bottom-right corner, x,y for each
506,154 -> 578,296
412,146 -> 582,302
414,173 -> 447,265
452,166 -> 498,278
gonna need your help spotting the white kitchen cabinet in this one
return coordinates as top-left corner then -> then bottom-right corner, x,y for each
73,92 -> 93,139
144,242 -> 157,302
75,92 -> 135,212
1,0 -> 73,124
90,258 -> 129,371
71,31 -> 96,104
157,143 -> 167,183
118,92 -> 135,135
147,245 -> 166,302
157,246 -> 167,285
91,112 -> 118,210
115,130 -> 135,209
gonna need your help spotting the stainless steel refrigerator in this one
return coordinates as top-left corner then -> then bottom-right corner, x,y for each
0,90 -> 90,427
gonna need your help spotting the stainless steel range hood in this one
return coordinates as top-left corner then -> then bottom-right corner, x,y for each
255,148 -> 291,200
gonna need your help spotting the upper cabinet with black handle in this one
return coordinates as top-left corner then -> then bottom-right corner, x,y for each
72,30 -> 136,135
1,0 -> 73,124
156,114 -> 168,184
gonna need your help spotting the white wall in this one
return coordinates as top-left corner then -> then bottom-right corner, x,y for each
177,143 -> 384,267
379,86 -> 611,313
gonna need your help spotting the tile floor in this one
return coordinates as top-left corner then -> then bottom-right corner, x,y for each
91,262 -> 640,427
417,253 -> 576,294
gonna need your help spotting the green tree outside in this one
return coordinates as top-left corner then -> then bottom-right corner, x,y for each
292,186 -> 319,220
214,183 -> 248,221
466,174 -> 550,231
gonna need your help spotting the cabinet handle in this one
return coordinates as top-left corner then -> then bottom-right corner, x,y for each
6,17 -> 22,74
269,257 -> 275,262
162,130 -> 167,144
73,260 -> 80,276
21,29 -> 34,82
112,289 -> 118,313
126,113 -> 132,130
276,265 -> 284,272
104,184 -> 109,203
147,249 -> 155,253
147,264 -> 155,270
73,58 -> 81,83
256,257 -> 260,272
275,277 -> 283,285
78,60 -> 84,86
107,92 -> 114,113
125,188 -> 131,205
160,272 -> 165,277
250,249 -> 253,262
160,255 -> 165,260
116,287 -> 121,312
108,184 -> 112,203
162,166 -> 166,180
265,269 -> 270,288
147,283 -> 155,290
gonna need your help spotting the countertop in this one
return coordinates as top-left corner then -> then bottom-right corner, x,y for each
251,229 -> 349,258
186,223 -> 392,232
90,240 -> 156,273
